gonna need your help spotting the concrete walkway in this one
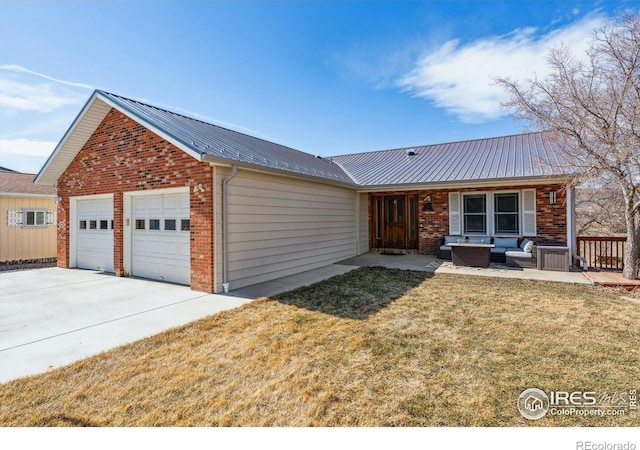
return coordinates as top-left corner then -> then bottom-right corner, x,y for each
340,253 -> 593,284
0,268 -> 253,383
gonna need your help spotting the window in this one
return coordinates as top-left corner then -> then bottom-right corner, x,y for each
494,193 -> 519,234
149,219 -> 160,231
135,219 -> 146,230
180,219 -> 190,231
89,220 -> 97,230
164,219 -> 176,231
463,194 -> 486,234
24,209 -> 46,228
100,220 -> 109,230
452,190 -> 531,236
79,220 -> 87,230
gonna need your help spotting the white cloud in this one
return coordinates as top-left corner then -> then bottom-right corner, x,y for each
0,138 -> 57,157
0,139 -> 56,173
0,79 -> 87,112
0,65 -> 94,90
0,65 -> 92,113
397,14 -> 606,123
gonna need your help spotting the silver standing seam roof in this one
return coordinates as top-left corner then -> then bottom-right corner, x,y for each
97,91 -> 355,185
329,132 -> 569,187
39,90 -> 570,188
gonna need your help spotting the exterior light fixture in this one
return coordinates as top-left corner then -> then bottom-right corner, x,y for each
193,183 -> 206,193
549,190 -> 557,205
422,195 -> 434,212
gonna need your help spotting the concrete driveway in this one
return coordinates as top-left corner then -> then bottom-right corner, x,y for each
0,268 -> 253,384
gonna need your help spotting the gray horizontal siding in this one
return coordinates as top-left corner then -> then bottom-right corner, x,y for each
223,169 -> 358,290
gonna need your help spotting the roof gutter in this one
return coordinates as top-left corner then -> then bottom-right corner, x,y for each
221,164 -> 238,293
354,174 -> 571,193
201,154 -> 357,189
0,192 -> 57,199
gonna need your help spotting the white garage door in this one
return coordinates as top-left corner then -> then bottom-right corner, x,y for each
77,198 -> 114,272
132,193 -> 190,285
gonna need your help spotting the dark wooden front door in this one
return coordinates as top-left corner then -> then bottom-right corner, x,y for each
384,196 -> 406,248
371,194 -> 418,250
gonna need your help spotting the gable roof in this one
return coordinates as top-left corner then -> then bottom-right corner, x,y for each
330,132 -> 570,188
35,90 -> 354,186
0,171 -> 56,196
36,90 -> 571,188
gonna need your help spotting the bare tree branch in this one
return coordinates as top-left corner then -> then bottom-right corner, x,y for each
496,12 -> 640,279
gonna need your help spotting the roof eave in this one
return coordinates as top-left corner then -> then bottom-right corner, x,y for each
34,90 -> 207,186
201,154 -> 357,188
35,91 -> 103,185
0,192 -> 57,199
354,174 -> 571,192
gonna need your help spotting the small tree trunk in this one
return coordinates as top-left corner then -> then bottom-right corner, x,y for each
623,206 -> 640,279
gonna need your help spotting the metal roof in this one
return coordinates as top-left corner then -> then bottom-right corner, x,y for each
330,132 -> 570,187
97,91 -> 355,185
36,90 -> 571,188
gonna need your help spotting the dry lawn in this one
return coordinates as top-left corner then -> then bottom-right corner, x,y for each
0,268 -> 638,426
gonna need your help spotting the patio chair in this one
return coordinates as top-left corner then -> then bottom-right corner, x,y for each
505,240 -> 536,268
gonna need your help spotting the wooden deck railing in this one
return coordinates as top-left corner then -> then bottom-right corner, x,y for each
576,236 -> 626,270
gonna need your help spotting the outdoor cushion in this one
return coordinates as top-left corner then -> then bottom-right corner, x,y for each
505,250 -> 532,259
523,240 -> 534,253
490,247 -> 507,254
494,237 -> 518,248
440,245 -> 452,251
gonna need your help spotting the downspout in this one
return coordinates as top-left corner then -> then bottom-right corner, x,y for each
221,165 -> 238,293
355,193 -> 360,255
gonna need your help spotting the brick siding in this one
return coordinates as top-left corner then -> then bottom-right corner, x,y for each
56,108 -> 215,292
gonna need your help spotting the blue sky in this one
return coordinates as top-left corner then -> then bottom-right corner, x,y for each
0,0 -> 635,173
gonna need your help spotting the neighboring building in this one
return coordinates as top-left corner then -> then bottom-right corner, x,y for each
36,90 -> 574,293
0,167 -> 57,263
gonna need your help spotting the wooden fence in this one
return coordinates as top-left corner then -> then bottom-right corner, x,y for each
576,236 -> 626,270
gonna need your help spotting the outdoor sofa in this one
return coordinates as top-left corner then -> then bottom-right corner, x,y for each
438,236 -> 536,266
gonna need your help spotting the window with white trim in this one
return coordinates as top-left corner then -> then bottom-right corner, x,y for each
23,209 -> 46,228
454,190 -> 533,236
463,194 -> 487,234
494,193 -> 519,235
7,209 -> 56,227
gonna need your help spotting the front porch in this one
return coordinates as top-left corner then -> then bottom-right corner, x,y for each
366,184 -> 570,256
339,252 -> 592,285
